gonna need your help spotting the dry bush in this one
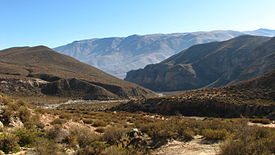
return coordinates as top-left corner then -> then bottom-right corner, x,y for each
76,141 -> 109,155
92,120 -> 107,127
139,119 -> 194,145
220,126 -> 275,155
51,118 -> 67,125
66,126 -> 100,148
202,129 -> 229,140
103,127 -> 129,145
47,124 -> 67,143
250,118 -> 271,124
35,138 -> 63,155
95,127 -> 105,133
18,106 -> 31,123
82,118 -> 94,124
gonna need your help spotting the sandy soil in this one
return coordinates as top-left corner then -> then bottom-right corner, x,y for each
248,122 -> 275,128
153,135 -> 220,155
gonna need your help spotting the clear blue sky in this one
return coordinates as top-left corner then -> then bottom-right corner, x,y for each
1,0 -> 275,49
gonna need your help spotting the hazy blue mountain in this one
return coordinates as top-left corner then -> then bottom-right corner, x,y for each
244,28 -> 275,37
54,29 -> 275,78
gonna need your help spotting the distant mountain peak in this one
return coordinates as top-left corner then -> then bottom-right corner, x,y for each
55,28 -> 275,79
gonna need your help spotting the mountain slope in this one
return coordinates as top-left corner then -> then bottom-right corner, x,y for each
0,46 -> 155,99
125,35 -> 275,91
114,69 -> 275,119
54,29 -> 275,79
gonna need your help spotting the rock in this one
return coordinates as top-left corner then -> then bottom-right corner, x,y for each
0,81 -> 8,84
9,117 -> 24,128
120,128 -> 151,148
0,121 -> 4,128
7,151 -> 26,155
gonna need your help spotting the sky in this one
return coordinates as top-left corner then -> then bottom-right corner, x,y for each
1,0 -> 275,49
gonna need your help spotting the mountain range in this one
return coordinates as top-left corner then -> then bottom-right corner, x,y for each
125,35 -> 275,91
55,28 -> 275,79
0,46 -> 155,99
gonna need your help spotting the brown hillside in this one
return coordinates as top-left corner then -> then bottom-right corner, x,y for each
126,35 -> 274,91
114,69 -> 275,119
0,46 -> 155,99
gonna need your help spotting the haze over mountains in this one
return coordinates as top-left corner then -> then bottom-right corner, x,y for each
0,46 -> 155,99
126,35 -> 275,91
55,28 -> 275,78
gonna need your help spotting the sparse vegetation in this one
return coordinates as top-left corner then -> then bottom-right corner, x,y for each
250,118 -> 271,124
0,94 -> 274,154
0,133 -> 20,153
202,129 -> 229,140
220,126 -> 275,155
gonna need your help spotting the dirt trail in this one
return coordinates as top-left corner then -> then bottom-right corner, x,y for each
153,135 -> 220,155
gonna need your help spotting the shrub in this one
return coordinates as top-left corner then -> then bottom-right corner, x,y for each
102,145 -> 128,155
24,114 -> 44,129
1,96 -> 13,105
51,118 -> 67,125
92,120 -> 107,127
14,128 -> 42,147
0,133 -> 20,153
103,127 -> 129,145
220,127 -> 275,155
66,126 -> 100,148
250,118 -> 271,124
138,119 -> 193,144
35,138 -> 62,155
47,125 -> 67,143
82,118 -> 94,124
95,127 -> 105,133
18,106 -> 31,123
202,129 -> 229,141
76,141 -> 109,155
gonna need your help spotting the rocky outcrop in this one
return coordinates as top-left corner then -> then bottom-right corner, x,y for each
113,98 -> 275,119
126,35 -> 275,91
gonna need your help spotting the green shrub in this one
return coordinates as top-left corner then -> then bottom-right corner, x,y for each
202,129 -> 229,140
0,133 -> 20,153
14,128 -> 42,147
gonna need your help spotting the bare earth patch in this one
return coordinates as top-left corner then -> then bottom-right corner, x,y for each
248,122 -> 275,128
153,135 -> 220,155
